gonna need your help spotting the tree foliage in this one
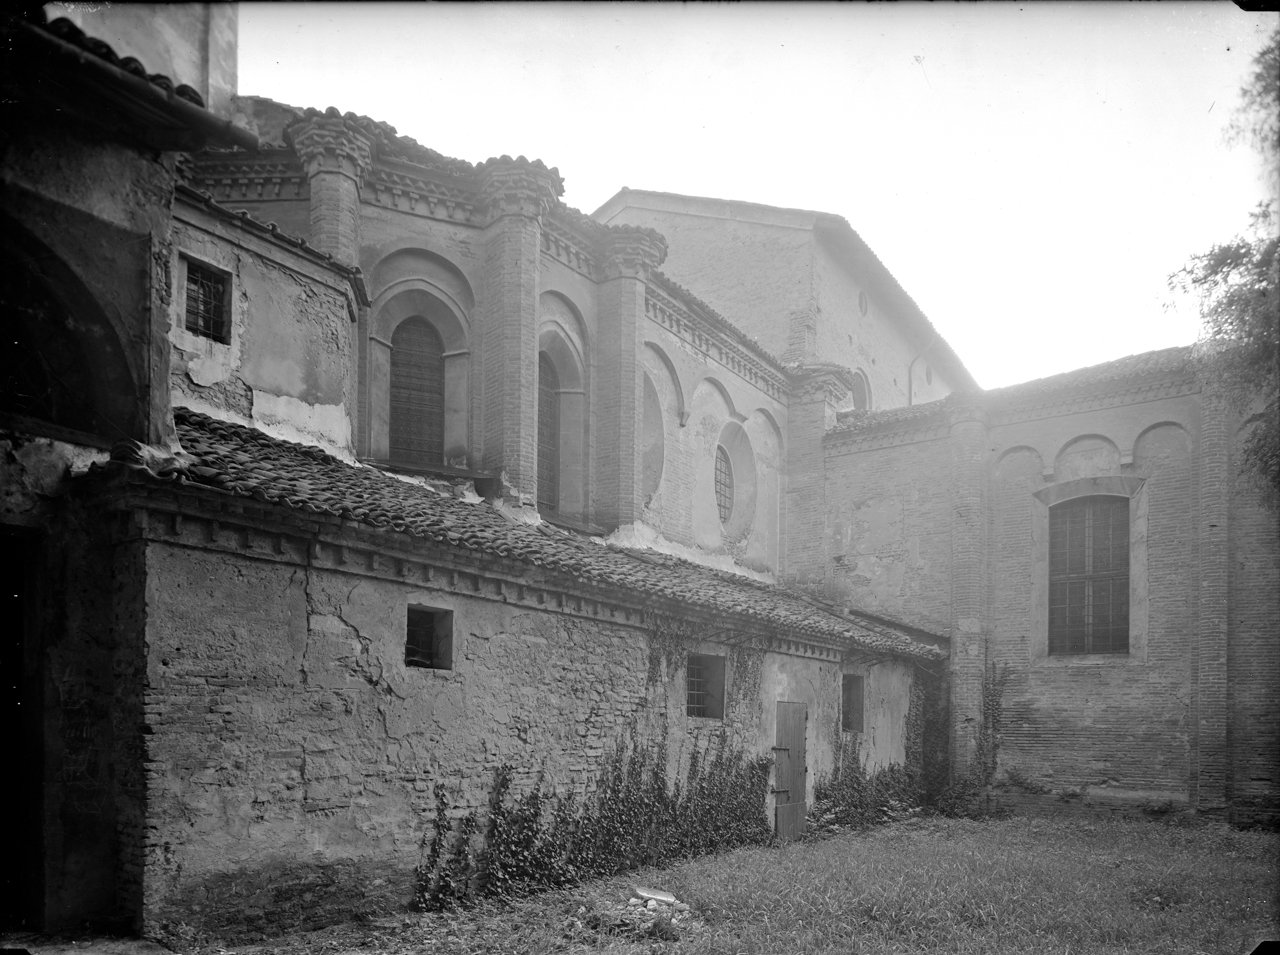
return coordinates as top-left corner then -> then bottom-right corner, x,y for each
1172,28 -> 1279,499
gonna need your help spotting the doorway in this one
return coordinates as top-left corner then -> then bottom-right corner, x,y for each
773,701 -> 808,840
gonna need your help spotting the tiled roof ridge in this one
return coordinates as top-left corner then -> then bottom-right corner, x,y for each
831,345 -> 1198,437
130,409 -> 943,660
649,270 -> 785,371
293,105 -> 478,177
35,14 -> 206,107
983,345 -> 1195,400
174,182 -> 369,301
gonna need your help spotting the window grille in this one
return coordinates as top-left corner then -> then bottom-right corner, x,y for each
389,318 -> 445,469
538,353 -> 560,511
841,674 -> 864,733
1048,495 -> 1129,654
686,653 -> 726,719
714,445 -> 734,525
183,261 -> 229,343
405,606 -> 453,670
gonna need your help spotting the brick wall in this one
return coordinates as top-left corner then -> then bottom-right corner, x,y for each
134,518 -> 886,938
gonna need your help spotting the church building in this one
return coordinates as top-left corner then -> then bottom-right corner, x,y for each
1,4 -> 1274,938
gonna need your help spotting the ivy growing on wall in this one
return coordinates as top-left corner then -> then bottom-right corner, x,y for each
416,736 -> 773,910
644,614 -> 695,686
934,662 -> 1010,817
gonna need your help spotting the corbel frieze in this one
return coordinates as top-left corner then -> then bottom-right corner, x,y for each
600,226 -> 667,281
475,155 -> 563,223
644,289 -> 788,401
364,163 -> 477,224
541,220 -> 599,279
106,487 -> 860,665
289,115 -> 376,182
189,153 -> 308,203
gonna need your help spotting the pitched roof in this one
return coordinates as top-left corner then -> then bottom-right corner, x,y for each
148,409 -> 942,660
593,188 -> 978,392
4,13 -> 256,151
832,345 -> 1198,437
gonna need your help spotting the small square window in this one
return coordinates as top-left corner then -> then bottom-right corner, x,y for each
183,259 -> 231,343
841,674 -> 864,733
686,653 -> 726,719
405,606 -> 453,670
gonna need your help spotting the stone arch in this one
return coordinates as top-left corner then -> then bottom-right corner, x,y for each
642,342 -> 686,425
994,445 -> 1045,483
691,374 -> 741,421
538,292 -> 589,518
742,408 -> 783,570
369,247 -> 475,318
0,221 -> 141,443
851,369 -> 872,412
1054,434 -> 1121,482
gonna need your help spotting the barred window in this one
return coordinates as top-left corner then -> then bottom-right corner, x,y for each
686,653 -> 726,719
1049,495 -> 1129,654
389,318 -> 445,469
183,260 -> 230,343
714,444 -> 734,525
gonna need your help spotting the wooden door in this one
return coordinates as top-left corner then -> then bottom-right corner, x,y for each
773,701 -> 808,840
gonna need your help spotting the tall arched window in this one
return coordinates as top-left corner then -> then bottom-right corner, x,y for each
538,352 -> 560,512
389,317 -> 445,469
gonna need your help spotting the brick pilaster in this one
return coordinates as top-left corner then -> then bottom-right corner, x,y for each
596,226 -> 667,529
474,156 -> 562,502
1194,385 -> 1230,812
947,397 -> 990,776
288,110 -> 374,265
784,363 -> 853,581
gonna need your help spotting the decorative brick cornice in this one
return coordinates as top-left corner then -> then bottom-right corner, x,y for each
788,362 -> 856,405
96,484 -> 863,665
187,149 -> 308,203
644,287 -> 788,401
287,111 -> 375,183
475,155 -> 564,222
600,225 -> 668,280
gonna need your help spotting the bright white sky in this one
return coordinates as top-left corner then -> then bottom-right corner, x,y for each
238,2 -> 1276,389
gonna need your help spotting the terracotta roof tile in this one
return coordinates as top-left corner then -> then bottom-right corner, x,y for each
39,16 -> 206,107
153,409 -> 943,660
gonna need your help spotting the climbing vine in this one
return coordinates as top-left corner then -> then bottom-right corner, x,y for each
934,662 -> 1010,817
416,736 -> 773,910
644,614 -> 696,686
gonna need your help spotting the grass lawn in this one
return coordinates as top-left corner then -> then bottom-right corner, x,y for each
209,815 -> 1278,955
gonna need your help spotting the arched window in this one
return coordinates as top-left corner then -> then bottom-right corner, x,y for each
1048,495 -> 1129,654
538,352 -> 560,512
389,317 -> 445,469
851,371 -> 870,412
714,444 -> 734,525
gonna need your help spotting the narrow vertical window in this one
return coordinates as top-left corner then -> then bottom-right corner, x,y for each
1048,495 -> 1130,654
841,674 -> 865,733
850,372 -> 870,412
538,352 -> 560,512
183,260 -> 230,343
389,318 -> 445,469
714,444 -> 734,525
